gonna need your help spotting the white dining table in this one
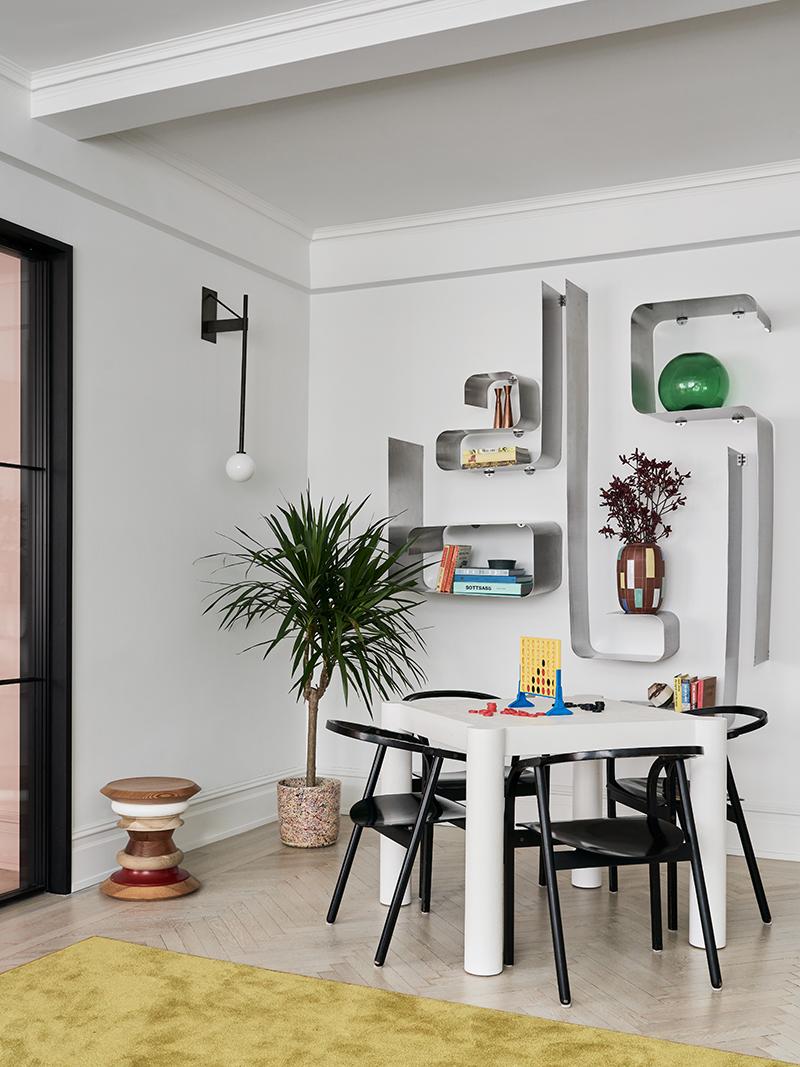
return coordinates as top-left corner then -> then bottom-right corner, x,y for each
379,694 -> 727,976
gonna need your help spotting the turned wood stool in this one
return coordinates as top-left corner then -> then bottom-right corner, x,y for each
99,777 -> 201,900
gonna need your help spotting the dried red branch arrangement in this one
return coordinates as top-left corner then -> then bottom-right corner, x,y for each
599,449 -> 690,545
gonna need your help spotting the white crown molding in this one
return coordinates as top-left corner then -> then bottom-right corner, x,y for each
0,54 -> 30,90
312,157 -> 800,241
27,0 -> 778,92
28,0 -> 776,138
116,130 -> 314,239
31,0 -> 449,88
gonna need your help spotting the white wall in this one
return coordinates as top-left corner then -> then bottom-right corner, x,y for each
0,75 -> 311,889
308,175 -> 800,862
4,63 -> 800,888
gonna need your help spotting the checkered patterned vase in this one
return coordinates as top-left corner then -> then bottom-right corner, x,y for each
616,543 -> 664,614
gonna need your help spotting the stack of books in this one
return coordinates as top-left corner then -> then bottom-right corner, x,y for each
452,565 -> 532,597
673,674 -> 717,711
435,544 -> 471,592
461,446 -> 531,470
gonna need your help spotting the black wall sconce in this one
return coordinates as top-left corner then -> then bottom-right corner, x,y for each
201,286 -> 254,481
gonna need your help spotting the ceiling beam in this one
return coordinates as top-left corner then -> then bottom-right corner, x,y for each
29,0 -> 779,139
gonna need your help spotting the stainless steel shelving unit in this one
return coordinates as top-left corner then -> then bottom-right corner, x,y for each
408,521 -> 562,598
435,283 -> 563,475
630,292 -> 773,667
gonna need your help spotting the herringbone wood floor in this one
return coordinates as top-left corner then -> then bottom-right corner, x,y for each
0,825 -> 797,1062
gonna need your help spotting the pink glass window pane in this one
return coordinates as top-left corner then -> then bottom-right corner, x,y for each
0,469 -> 20,681
0,685 -> 20,889
0,251 -> 21,465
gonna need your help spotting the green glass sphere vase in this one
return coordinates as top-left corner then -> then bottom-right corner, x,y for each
658,351 -> 730,411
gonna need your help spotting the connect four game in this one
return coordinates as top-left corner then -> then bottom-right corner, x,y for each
520,636 -> 561,697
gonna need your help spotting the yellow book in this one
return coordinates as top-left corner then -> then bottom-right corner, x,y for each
673,674 -> 684,712
462,446 -> 526,468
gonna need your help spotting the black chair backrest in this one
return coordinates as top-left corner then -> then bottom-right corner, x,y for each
404,689 -> 497,702
326,719 -> 467,762
512,746 -> 701,822
517,746 -> 703,769
684,705 -> 767,740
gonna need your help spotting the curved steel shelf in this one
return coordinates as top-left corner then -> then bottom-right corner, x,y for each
408,521 -> 562,598
388,438 -> 562,599
435,282 -> 563,474
630,291 -> 773,666
566,280 -> 679,663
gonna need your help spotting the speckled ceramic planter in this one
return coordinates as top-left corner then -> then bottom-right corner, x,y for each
277,777 -> 341,848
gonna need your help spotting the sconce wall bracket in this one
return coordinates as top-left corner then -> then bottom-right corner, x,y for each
201,287 -> 247,343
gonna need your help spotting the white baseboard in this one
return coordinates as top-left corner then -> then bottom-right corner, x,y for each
724,807 -> 800,863
322,768 -> 800,863
71,767 -> 303,891
72,768 -> 798,892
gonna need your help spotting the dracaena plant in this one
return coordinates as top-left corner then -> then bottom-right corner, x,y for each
599,449 -> 690,545
204,491 -> 426,786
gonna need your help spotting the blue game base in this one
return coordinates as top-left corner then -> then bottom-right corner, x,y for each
545,668 -> 573,715
507,690 -> 535,709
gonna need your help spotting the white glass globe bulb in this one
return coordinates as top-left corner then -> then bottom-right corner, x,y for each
226,451 -> 255,482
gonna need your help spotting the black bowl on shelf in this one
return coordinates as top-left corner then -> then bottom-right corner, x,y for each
488,558 -> 516,570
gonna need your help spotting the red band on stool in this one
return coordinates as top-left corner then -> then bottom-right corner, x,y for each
110,867 -> 191,887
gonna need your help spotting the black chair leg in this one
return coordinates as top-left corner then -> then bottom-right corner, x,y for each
538,766 -> 550,888
727,763 -> 771,924
420,825 -> 434,914
607,794 -> 618,893
535,766 -> 571,1007
649,863 -> 663,951
326,825 -> 363,924
503,798 -> 516,965
667,862 -> 678,931
375,758 -> 443,967
675,761 -> 722,990
666,768 -> 678,930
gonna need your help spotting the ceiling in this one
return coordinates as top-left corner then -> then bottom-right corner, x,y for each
130,1 -> 800,229
1,0 -> 796,231
0,0 -> 320,69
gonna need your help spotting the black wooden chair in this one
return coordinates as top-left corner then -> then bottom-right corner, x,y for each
406,690 -> 542,900
505,746 -> 722,1006
325,719 -> 467,967
405,690 -> 541,800
606,706 -> 770,928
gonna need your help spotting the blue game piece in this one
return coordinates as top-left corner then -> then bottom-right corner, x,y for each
546,669 -> 572,716
507,675 -> 534,710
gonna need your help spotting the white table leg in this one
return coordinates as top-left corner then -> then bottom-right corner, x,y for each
688,717 -> 727,949
378,704 -> 412,907
464,725 -> 506,976
571,759 -> 603,888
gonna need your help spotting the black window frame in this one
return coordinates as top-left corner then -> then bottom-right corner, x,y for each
0,216 -> 72,899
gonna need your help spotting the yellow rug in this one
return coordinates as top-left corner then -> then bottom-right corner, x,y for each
0,937 -> 787,1066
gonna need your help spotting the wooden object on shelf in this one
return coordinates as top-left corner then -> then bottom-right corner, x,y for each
99,777 -> 201,900
493,386 -> 503,428
501,383 -> 513,427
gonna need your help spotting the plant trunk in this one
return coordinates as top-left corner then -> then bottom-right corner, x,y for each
305,690 -> 319,787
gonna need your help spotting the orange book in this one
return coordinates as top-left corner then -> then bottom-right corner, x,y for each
435,546 -> 451,592
441,545 -> 470,593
